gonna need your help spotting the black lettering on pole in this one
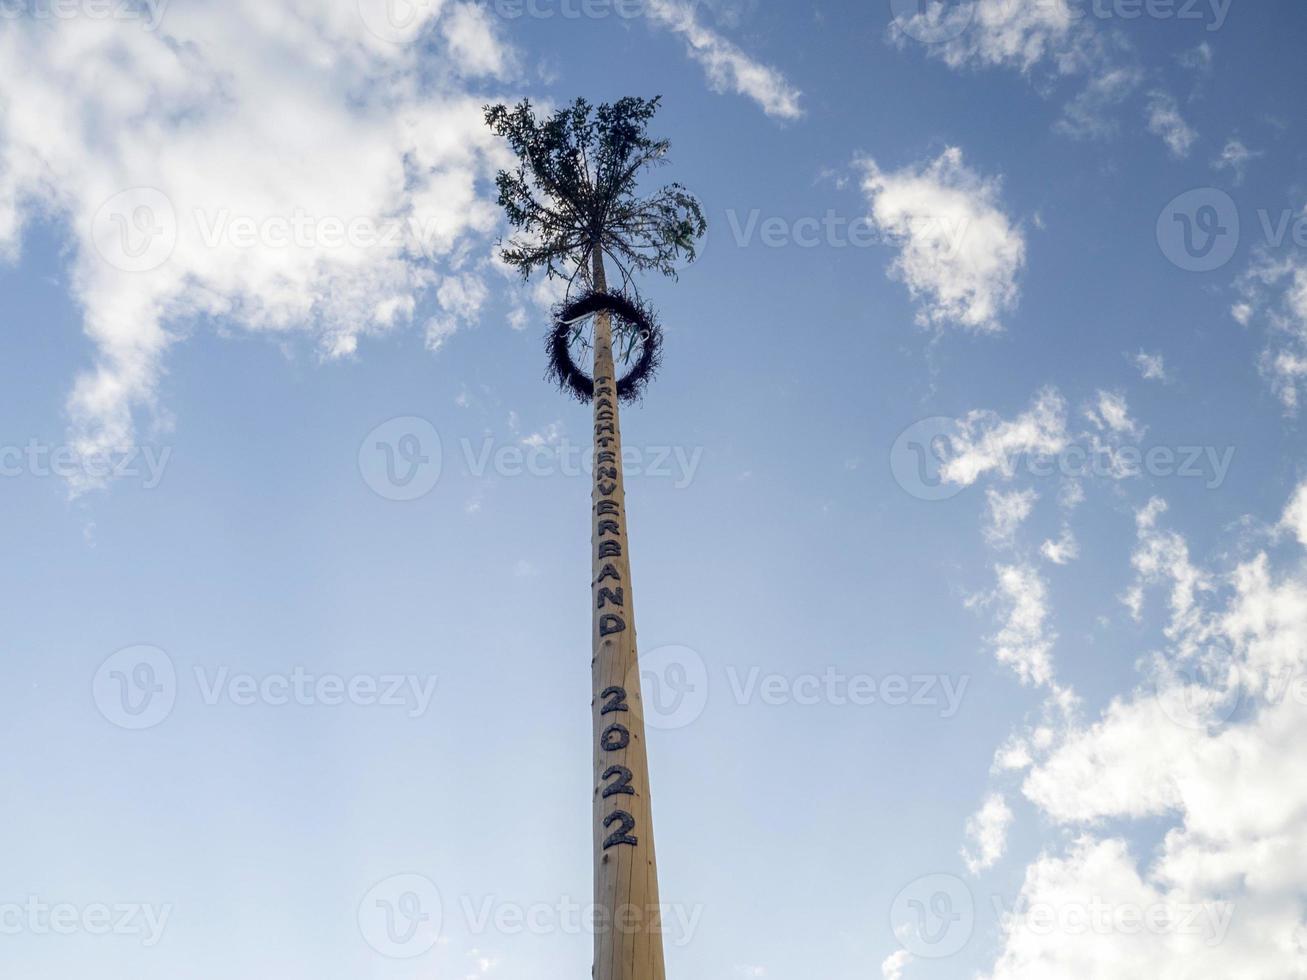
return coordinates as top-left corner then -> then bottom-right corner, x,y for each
596,563 -> 622,584
596,500 -> 620,516
601,765 -> 636,798
603,810 -> 639,849
597,587 -> 625,609
598,482 -> 617,496
597,452 -> 617,465
598,541 -> 622,559
600,723 -> 630,751
600,686 -> 629,714
598,519 -> 621,538
599,613 -> 627,637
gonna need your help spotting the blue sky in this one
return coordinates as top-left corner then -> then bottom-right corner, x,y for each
3,1 -> 1307,978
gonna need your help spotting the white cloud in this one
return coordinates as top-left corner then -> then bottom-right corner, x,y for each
428,272 -> 491,351
1041,527 -> 1079,565
646,0 -> 803,120
880,949 -> 912,980
1054,66 -> 1143,141
1133,350 -> 1170,383
1177,41 -> 1214,74
1233,253 -> 1307,413
0,3 -> 513,492
1212,137 -> 1260,185
859,148 -> 1026,334
983,485 -> 1307,976
1282,483 -> 1307,549
986,488 -> 1038,548
1059,480 -> 1086,511
903,0 -> 1082,75
1083,390 -> 1142,440
520,421 -> 563,448
1145,91 -> 1198,159
964,792 -> 1014,873
987,562 -> 1058,687
941,388 -> 1069,486
441,1 -> 511,77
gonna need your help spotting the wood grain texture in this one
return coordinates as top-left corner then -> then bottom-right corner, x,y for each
590,252 -> 666,980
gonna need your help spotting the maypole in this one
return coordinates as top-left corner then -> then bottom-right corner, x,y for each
587,248 -> 665,979
484,96 -> 705,980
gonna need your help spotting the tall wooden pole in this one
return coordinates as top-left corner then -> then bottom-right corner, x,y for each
589,249 -> 667,980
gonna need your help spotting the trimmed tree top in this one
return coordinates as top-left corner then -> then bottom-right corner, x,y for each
484,96 -> 706,292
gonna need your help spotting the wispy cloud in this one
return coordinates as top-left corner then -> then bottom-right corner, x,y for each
646,0 -> 803,120
1212,137 -> 1261,185
963,792 -> 1014,873
1146,90 -> 1198,158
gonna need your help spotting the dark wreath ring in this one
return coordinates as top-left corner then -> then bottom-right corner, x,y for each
546,290 -> 663,404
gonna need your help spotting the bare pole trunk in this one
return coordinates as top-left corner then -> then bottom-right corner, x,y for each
589,248 -> 667,980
